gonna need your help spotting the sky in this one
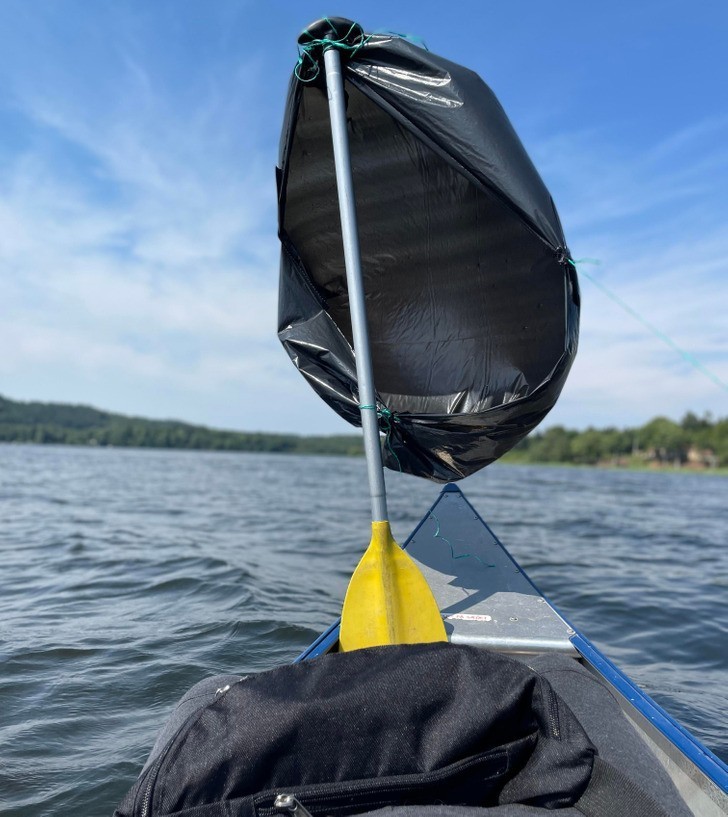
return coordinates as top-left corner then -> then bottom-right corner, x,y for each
0,0 -> 726,435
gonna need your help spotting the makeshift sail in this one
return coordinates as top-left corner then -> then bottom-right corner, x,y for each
277,18 -> 579,482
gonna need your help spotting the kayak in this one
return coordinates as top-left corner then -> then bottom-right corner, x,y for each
296,483 -> 728,815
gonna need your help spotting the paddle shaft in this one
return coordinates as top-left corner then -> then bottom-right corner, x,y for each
323,46 -> 388,523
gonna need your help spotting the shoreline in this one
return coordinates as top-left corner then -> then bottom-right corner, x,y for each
501,457 -> 728,476
3,440 -> 726,476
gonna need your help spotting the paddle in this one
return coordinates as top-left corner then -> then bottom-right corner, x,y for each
322,45 -> 447,651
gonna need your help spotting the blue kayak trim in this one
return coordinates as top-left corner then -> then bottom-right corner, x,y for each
572,632 -> 728,793
296,620 -> 339,661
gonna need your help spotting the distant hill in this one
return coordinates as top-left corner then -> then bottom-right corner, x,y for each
0,395 -> 363,456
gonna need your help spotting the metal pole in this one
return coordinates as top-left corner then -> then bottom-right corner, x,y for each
323,46 -> 388,523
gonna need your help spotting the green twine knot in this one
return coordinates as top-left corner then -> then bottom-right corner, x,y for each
358,403 -> 403,472
295,19 -> 371,83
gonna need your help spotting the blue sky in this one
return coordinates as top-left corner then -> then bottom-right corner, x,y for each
0,0 -> 726,434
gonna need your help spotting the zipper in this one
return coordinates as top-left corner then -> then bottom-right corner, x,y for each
545,685 -> 561,739
257,748 -> 508,816
526,670 -> 561,742
140,755 -> 163,817
274,793 -> 315,817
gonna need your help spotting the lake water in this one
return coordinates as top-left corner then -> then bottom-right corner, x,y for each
1,444 -> 726,816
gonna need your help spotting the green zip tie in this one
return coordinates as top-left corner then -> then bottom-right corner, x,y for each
569,258 -> 728,393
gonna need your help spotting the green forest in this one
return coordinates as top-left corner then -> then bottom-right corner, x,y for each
0,395 -> 362,456
0,395 -> 725,469
507,413 -> 727,469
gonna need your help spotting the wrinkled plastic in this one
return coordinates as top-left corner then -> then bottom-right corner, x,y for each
277,21 -> 579,482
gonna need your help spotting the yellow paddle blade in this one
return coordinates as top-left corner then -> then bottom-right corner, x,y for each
339,520 -> 447,651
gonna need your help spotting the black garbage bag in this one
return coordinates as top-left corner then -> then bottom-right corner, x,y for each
277,18 -> 580,482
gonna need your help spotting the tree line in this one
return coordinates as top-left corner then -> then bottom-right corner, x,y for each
0,395 -> 363,456
507,413 -> 727,468
1,396 -> 725,467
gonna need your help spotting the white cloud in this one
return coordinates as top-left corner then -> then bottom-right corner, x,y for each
549,230 -> 728,429
0,32 -> 302,429
535,117 -> 728,241
530,115 -> 728,429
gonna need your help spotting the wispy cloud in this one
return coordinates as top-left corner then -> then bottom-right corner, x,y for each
0,6 -> 317,431
539,117 -> 728,427
535,116 -> 728,240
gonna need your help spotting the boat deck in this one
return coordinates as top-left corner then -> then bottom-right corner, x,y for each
405,483 -> 576,655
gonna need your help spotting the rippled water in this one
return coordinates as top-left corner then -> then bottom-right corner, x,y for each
1,444 -> 726,816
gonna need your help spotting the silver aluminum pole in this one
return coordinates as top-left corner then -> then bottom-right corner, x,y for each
323,46 -> 388,523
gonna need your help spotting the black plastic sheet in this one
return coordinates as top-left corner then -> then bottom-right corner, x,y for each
277,19 -> 579,482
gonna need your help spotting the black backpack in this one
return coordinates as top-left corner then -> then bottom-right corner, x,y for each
114,643 -> 671,816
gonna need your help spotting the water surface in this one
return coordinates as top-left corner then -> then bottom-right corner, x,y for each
1,445 -> 725,815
